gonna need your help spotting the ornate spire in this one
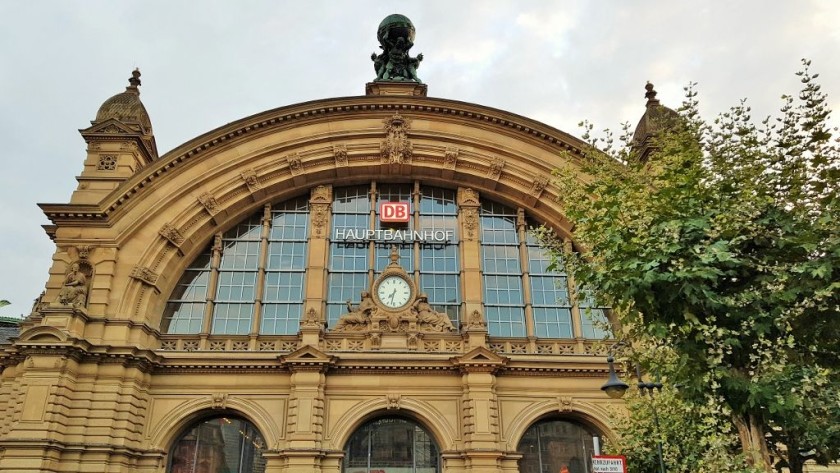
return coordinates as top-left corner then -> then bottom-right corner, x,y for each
644,81 -> 659,107
126,68 -> 141,95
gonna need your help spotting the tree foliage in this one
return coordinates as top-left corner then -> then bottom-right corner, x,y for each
548,60 -> 840,472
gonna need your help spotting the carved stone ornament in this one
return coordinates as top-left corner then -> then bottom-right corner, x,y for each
467,310 -> 487,329
130,266 -> 159,286
386,393 -> 402,410
311,204 -> 329,238
444,147 -> 458,169
333,144 -> 348,167
517,208 -> 526,228
529,175 -> 550,197
371,14 -> 424,83
461,207 -> 479,241
380,112 -> 412,164
487,157 -> 505,180
198,192 -> 220,216
76,245 -> 92,260
457,187 -> 480,206
311,185 -> 331,204
332,247 -> 456,334
54,261 -> 91,308
159,223 -> 184,247
287,154 -> 303,175
211,393 -> 229,410
212,233 -> 223,252
558,396 -> 574,413
240,169 -> 261,192
301,308 -> 321,328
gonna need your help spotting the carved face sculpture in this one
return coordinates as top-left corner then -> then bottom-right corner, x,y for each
376,275 -> 411,309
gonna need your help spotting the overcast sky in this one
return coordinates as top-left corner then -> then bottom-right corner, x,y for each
0,1 -> 838,318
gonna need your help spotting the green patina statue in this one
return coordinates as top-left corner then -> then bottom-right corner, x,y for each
371,14 -> 424,83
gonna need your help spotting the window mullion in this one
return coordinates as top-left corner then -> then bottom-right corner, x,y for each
201,232 -> 223,337
250,204 -> 272,337
517,208 -> 535,338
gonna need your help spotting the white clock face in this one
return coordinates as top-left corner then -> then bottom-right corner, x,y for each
377,276 -> 412,308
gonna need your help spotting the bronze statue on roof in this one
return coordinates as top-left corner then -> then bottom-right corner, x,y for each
371,14 -> 424,83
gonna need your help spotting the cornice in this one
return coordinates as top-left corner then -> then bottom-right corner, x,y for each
40,95 -> 589,225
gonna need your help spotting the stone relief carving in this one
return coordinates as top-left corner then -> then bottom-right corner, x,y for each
130,266 -> 158,286
386,393 -> 402,410
54,261 -> 90,308
467,310 -> 487,329
301,308 -> 321,328
444,147 -> 458,169
380,112 -> 412,164
310,185 -> 331,203
413,293 -> 455,332
333,291 -> 376,332
529,175 -> 550,197
487,157 -> 505,180
457,187 -> 479,206
240,169 -> 261,192
461,207 -> 478,241
287,154 -> 303,175
159,223 -> 184,247
333,144 -> 348,167
211,393 -> 229,409
198,192 -> 220,215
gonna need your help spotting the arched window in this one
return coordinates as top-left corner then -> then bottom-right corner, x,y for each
168,416 -> 267,473
517,419 -> 600,473
160,183 -> 609,340
161,198 -> 309,335
344,417 -> 440,473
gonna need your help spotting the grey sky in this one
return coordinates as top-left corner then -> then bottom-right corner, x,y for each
0,1 -> 838,318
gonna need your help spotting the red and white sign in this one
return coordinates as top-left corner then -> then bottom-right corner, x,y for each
379,202 -> 410,223
592,455 -> 627,473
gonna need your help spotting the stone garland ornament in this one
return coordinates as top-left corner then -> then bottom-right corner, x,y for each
371,14 -> 424,83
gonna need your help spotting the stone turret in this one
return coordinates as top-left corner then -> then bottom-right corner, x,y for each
631,82 -> 679,161
71,69 -> 159,204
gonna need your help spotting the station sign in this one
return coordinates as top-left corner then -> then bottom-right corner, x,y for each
592,455 -> 627,473
379,201 -> 410,223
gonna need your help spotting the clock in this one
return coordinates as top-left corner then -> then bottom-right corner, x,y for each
376,275 -> 412,309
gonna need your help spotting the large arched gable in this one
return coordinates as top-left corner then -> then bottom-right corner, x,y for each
46,96 -> 591,327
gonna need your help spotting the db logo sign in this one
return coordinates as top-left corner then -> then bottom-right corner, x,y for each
380,202 -> 410,223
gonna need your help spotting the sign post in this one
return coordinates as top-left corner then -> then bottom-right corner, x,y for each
592,455 -> 627,473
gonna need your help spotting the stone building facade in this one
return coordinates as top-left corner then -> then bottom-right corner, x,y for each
0,37 -> 653,471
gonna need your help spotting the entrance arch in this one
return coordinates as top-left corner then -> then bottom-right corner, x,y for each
517,418 -> 601,473
168,415 -> 267,473
343,416 -> 440,473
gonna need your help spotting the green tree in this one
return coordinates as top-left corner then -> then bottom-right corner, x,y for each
605,344 -> 756,473
548,61 -> 840,472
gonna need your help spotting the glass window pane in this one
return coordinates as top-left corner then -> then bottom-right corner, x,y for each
261,303 -> 302,335
534,307 -> 573,338
485,306 -> 526,337
420,187 -> 457,215
343,417 -> 439,472
333,186 -> 370,213
162,302 -> 205,334
168,417 -> 266,473
211,303 -> 253,335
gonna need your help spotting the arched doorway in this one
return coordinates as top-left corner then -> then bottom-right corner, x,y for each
168,416 -> 267,473
517,419 -> 601,473
344,417 -> 440,473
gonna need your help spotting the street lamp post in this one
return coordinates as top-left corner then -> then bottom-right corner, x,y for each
601,353 -> 667,473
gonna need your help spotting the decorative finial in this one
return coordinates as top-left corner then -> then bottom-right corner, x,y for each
126,68 -> 141,94
389,245 -> 400,265
644,81 -> 659,107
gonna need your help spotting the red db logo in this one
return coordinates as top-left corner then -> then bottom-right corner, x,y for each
380,202 -> 410,223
